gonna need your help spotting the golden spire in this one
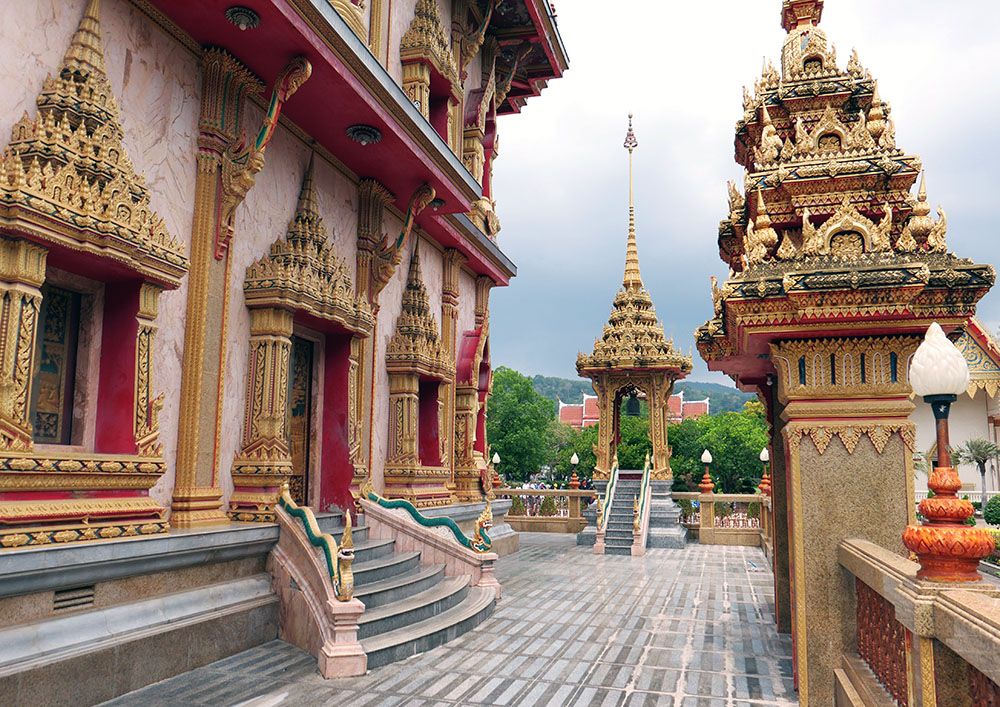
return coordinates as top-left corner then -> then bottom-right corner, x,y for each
64,0 -> 107,77
286,153 -> 326,245
623,113 -> 642,291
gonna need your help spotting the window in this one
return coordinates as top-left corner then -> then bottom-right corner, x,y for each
30,284 -> 82,445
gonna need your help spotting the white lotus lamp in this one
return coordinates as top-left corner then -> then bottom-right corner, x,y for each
759,447 -> 770,463
909,322 -> 970,398
491,452 -> 501,465
700,449 -> 713,464
570,452 -> 580,466
910,322 -> 969,469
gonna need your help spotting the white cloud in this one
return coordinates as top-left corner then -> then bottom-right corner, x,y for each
491,0 -> 1000,382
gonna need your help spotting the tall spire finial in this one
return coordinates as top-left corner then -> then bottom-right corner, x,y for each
623,113 -> 642,290
64,0 -> 107,77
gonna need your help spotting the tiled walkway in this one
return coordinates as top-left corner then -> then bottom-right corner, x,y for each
106,534 -> 797,706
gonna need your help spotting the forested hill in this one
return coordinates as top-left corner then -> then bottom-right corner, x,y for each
530,375 -> 754,415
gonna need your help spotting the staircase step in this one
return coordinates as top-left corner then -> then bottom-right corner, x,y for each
358,576 -> 470,640
313,512 -> 371,544
352,537 -> 396,564
353,551 -> 421,586
361,586 -> 496,670
605,546 -> 632,556
354,564 -> 446,609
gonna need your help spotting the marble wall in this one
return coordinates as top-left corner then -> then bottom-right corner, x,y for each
0,0 -> 201,507
1,0 -> 491,513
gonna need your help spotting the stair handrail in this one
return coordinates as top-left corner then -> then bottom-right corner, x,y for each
277,482 -> 354,601
359,479 -> 492,553
597,456 -> 621,531
633,453 -> 653,547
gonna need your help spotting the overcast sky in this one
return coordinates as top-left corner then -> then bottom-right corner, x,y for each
489,0 -> 1000,384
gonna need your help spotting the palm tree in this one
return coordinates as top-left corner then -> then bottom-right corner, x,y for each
954,439 -> 1000,503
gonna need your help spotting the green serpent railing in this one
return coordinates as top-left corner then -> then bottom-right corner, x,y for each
361,481 -> 492,553
277,483 -> 354,601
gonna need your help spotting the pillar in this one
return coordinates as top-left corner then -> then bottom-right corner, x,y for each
0,238 -> 46,452
171,50 -> 261,527
440,250 -> 463,496
772,336 -> 918,706
229,308 -> 294,521
763,383 -> 793,634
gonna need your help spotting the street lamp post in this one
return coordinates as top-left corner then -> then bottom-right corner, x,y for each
903,323 -> 995,582
759,447 -> 771,497
698,449 -> 714,494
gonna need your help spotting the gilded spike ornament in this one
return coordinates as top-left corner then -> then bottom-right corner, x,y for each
243,154 -> 374,333
577,116 -> 691,481
386,243 -> 454,380
0,0 -> 187,285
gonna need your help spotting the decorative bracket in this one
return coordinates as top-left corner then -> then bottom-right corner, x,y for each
215,56 -> 312,259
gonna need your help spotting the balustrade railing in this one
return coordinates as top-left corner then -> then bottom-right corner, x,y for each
497,488 -> 591,533
839,538 -> 1000,706
855,577 -> 908,706
672,491 -> 769,548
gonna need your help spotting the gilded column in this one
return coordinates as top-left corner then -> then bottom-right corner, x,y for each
440,249 -> 463,494
387,372 -> 420,470
134,283 -> 164,457
772,336 -> 919,705
229,308 -> 294,521
170,51 -> 309,527
0,238 -> 47,452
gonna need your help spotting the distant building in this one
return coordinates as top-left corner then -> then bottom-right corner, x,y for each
558,391 -> 709,429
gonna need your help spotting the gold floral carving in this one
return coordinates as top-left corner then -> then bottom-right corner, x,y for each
327,0 -> 368,42
386,244 -> 454,381
787,424 -> 914,456
400,0 -> 461,117
0,0 -> 187,286
244,155 -> 373,333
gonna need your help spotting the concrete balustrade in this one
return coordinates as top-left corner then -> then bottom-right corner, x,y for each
496,488 -> 591,534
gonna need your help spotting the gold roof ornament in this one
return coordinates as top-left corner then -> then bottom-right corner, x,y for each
244,153 -> 373,333
0,0 -> 188,286
400,0 -> 461,91
577,115 -> 692,375
387,242 -> 455,380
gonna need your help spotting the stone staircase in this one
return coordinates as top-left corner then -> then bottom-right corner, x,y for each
604,475 -> 640,556
315,510 -> 496,670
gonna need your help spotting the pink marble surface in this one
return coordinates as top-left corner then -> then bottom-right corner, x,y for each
0,0 -> 200,506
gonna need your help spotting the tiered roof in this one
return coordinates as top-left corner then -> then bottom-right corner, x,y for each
577,117 -> 692,375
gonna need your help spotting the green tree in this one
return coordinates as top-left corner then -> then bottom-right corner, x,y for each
668,405 -> 769,493
955,439 -> 1000,498
486,367 -> 555,483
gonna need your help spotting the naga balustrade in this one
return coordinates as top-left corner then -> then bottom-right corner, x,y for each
631,456 -> 653,556
838,538 -> 1000,706
673,491 -> 771,551
496,488 -> 591,534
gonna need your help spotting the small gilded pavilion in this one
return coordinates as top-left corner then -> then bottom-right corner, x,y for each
577,117 -> 692,481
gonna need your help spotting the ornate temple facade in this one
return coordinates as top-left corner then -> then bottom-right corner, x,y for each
577,117 -> 692,482
0,0 -> 566,701
697,1 -> 997,703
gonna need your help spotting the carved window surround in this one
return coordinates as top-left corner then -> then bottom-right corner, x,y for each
230,156 -> 372,521
384,242 -> 455,508
0,1 -> 186,548
327,0 -> 368,44
400,0 -> 463,153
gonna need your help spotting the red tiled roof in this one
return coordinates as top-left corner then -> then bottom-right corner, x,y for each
559,403 -> 583,429
582,395 -> 599,423
667,394 -> 683,415
682,400 -> 710,419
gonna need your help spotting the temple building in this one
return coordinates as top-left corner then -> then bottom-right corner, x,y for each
575,117 -> 691,555
697,0 -> 998,703
0,0 -> 567,701
558,390 -> 709,429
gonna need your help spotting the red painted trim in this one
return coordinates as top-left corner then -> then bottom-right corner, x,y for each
95,282 -> 140,454
320,333 -> 354,512
418,380 -> 441,467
